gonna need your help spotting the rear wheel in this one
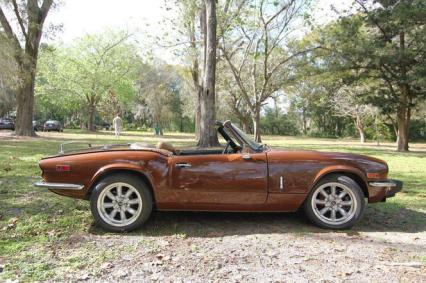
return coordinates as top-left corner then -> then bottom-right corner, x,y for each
304,175 -> 365,229
90,174 -> 153,232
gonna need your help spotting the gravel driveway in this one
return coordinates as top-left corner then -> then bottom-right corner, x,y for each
60,209 -> 426,282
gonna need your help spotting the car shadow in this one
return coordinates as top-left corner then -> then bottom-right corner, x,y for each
88,203 -> 426,237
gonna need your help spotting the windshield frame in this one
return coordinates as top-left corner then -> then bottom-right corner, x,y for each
224,121 -> 264,152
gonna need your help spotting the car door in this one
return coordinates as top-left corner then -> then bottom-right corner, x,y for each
170,152 -> 268,206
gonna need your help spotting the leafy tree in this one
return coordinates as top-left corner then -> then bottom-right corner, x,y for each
35,45 -> 83,124
137,61 -> 184,135
315,0 -> 426,151
36,31 -> 141,131
0,0 -> 54,136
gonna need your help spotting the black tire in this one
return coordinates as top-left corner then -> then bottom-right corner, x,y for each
90,174 -> 153,232
304,174 -> 365,230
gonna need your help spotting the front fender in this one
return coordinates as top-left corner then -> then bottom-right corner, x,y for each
310,165 -> 368,194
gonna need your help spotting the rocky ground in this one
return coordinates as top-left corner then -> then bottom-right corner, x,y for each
58,211 -> 426,283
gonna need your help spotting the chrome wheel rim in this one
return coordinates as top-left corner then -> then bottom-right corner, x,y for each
97,182 -> 142,227
311,182 -> 357,226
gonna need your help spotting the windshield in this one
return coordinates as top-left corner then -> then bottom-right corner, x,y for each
230,123 -> 263,150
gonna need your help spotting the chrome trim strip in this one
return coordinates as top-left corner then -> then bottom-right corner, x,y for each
369,181 -> 397,187
34,181 -> 84,190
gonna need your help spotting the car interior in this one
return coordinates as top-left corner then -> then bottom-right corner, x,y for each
155,123 -> 243,156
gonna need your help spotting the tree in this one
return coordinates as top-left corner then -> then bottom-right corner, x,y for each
198,0 -> 220,147
356,0 -> 425,151
332,83 -> 378,143
161,0 -> 245,145
0,0 -> 54,136
0,31 -> 17,116
137,61 -> 183,135
315,0 -> 426,151
36,32 -> 141,131
217,64 -> 252,132
221,0 -> 311,142
35,45 -> 84,125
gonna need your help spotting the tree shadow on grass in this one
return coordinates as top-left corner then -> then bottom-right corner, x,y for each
1,177 -> 424,240
88,203 -> 426,238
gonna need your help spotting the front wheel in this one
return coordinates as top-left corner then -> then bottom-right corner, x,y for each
304,175 -> 365,229
90,174 -> 153,232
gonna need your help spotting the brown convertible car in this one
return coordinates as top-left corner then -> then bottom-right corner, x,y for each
34,121 -> 402,231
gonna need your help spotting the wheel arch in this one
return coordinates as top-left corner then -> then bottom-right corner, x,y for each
86,166 -> 157,205
310,167 -> 369,198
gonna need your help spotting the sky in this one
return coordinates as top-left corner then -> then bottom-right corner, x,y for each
46,0 -> 170,42
42,0 -> 354,63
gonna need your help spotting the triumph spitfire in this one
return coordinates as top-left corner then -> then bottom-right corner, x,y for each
34,121 -> 402,231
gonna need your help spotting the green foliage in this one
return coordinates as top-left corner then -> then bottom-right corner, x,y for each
261,107 -> 300,136
35,31 -> 142,127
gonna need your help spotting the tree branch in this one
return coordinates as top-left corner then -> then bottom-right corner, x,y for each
40,0 -> 54,23
11,0 -> 28,41
0,6 -> 22,50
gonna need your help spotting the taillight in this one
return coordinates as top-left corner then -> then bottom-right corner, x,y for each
56,165 -> 71,172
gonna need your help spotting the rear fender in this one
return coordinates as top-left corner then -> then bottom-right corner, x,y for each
87,163 -> 155,195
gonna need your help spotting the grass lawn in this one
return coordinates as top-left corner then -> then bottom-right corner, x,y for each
0,130 -> 425,281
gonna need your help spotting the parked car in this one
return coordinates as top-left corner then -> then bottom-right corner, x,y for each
0,117 -> 15,130
102,122 -> 111,131
33,120 -> 44,132
34,120 -> 402,232
43,120 -> 63,132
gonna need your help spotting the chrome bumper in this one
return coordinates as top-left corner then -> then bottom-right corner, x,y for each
34,181 -> 84,190
368,179 -> 403,198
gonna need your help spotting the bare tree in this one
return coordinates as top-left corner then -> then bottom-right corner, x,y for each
332,84 -> 377,143
0,0 -> 54,136
221,0 -> 310,142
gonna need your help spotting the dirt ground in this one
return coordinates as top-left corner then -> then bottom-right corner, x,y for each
59,211 -> 425,282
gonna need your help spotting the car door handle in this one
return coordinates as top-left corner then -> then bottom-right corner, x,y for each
242,153 -> 251,160
175,163 -> 192,168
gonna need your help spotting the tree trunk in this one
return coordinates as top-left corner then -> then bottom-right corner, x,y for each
190,11 -> 202,141
252,110 -> 262,143
396,95 -> 410,151
241,117 -> 250,133
358,128 -> 366,143
302,108 -> 307,135
355,115 -> 366,143
195,89 -> 201,140
395,32 -> 410,152
198,0 -> 219,148
14,67 -> 36,136
87,103 -> 96,131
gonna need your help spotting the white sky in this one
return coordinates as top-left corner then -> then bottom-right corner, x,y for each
43,0 -> 353,63
46,0 -> 169,42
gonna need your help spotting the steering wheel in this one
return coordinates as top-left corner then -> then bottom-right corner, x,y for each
222,140 -> 231,154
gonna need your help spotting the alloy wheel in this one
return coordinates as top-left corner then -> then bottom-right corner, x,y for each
97,182 -> 143,227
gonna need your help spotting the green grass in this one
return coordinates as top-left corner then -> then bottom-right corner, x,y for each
0,130 -> 425,280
